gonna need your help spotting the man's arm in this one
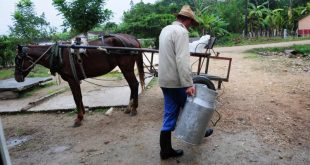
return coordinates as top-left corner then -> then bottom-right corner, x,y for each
174,30 -> 193,88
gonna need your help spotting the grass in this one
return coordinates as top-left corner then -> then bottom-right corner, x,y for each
243,53 -> 261,60
0,68 -> 14,80
12,127 -> 27,137
216,35 -> 310,47
47,86 -> 69,95
66,107 -> 110,116
28,65 -> 50,77
0,65 -> 50,80
248,44 -> 310,55
18,82 -> 55,98
147,77 -> 158,89
92,107 -> 110,114
99,71 -> 124,80
67,109 -> 78,116
245,44 -> 310,73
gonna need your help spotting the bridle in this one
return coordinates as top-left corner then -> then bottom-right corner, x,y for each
15,45 -> 53,75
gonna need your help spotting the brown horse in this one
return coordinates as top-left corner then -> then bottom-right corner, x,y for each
14,34 -> 145,126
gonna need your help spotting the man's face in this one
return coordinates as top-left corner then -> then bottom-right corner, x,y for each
184,19 -> 193,29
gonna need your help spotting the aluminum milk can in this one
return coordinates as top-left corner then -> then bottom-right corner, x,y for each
174,83 -> 217,145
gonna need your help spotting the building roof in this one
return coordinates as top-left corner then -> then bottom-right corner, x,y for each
298,13 -> 310,22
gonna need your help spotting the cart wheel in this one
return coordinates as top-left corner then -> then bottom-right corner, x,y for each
193,76 -> 216,90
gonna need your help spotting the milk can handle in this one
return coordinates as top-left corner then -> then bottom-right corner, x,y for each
188,95 -> 195,103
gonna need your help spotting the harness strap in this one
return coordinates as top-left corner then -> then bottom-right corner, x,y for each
68,48 -> 79,82
50,43 -> 64,76
76,50 -> 87,79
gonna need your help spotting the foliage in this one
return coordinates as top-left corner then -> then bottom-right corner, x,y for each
52,0 -> 112,35
9,0 -> 55,43
240,0 -> 310,37
120,2 -> 175,38
193,0 -> 228,37
0,35 -> 19,68
212,0 -> 244,33
120,1 -> 210,47
51,31 -> 73,41
196,14 -> 229,37
139,38 -> 155,48
119,1 -> 177,48
93,22 -> 119,34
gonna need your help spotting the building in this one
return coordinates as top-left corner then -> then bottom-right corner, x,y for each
298,14 -> 310,36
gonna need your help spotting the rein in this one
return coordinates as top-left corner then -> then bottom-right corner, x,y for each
23,45 -> 53,72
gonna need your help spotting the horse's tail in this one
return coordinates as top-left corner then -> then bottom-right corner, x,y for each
136,42 -> 145,90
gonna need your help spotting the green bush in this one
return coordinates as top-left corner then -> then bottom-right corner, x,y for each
139,38 -> 155,48
0,35 -> 19,68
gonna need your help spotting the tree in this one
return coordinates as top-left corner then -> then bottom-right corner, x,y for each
0,35 -> 18,68
52,0 -> 112,36
247,2 -> 268,36
194,0 -> 229,37
9,0 -> 55,43
212,0 -> 244,33
92,22 -> 119,34
119,2 -> 176,47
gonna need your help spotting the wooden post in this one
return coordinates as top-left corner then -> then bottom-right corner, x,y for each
0,119 -> 12,165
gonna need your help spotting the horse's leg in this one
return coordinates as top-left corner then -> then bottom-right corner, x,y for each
68,80 -> 85,127
121,70 -> 139,116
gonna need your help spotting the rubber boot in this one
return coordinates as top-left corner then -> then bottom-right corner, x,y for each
205,128 -> 213,137
160,131 -> 183,160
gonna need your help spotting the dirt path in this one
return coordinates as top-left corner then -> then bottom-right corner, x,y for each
1,41 -> 310,165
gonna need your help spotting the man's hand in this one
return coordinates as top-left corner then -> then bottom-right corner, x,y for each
186,86 -> 195,96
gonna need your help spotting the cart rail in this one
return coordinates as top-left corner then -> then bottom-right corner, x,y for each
60,44 -> 231,89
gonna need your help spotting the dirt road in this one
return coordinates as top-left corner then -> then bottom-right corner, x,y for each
1,40 -> 310,165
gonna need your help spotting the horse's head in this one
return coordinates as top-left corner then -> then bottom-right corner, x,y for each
14,45 -> 33,82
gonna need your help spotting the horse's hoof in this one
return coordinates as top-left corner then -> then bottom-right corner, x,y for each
124,108 -> 131,114
130,110 -> 137,116
74,119 -> 82,127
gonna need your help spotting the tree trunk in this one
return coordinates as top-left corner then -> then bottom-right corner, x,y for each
244,0 -> 249,37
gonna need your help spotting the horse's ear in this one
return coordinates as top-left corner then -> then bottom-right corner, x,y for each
16,45 -> 21,53
17,44 -> 22,51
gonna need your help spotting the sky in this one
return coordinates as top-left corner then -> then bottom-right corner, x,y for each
0,0 -> 156,35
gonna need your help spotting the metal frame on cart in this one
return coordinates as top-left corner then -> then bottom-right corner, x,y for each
192,52 -> 232,89
190,37 -> 232,89
140,49 -> 232,90
61,42 -> 231,90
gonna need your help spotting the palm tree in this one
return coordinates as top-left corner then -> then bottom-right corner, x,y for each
193,0 -> 228,37
196,14 -> 228,36
247,2 -> 268,37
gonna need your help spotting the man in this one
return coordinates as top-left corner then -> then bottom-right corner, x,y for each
158,5 -> 213,160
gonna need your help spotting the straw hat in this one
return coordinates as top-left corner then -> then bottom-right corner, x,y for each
176,5 -> 199,26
